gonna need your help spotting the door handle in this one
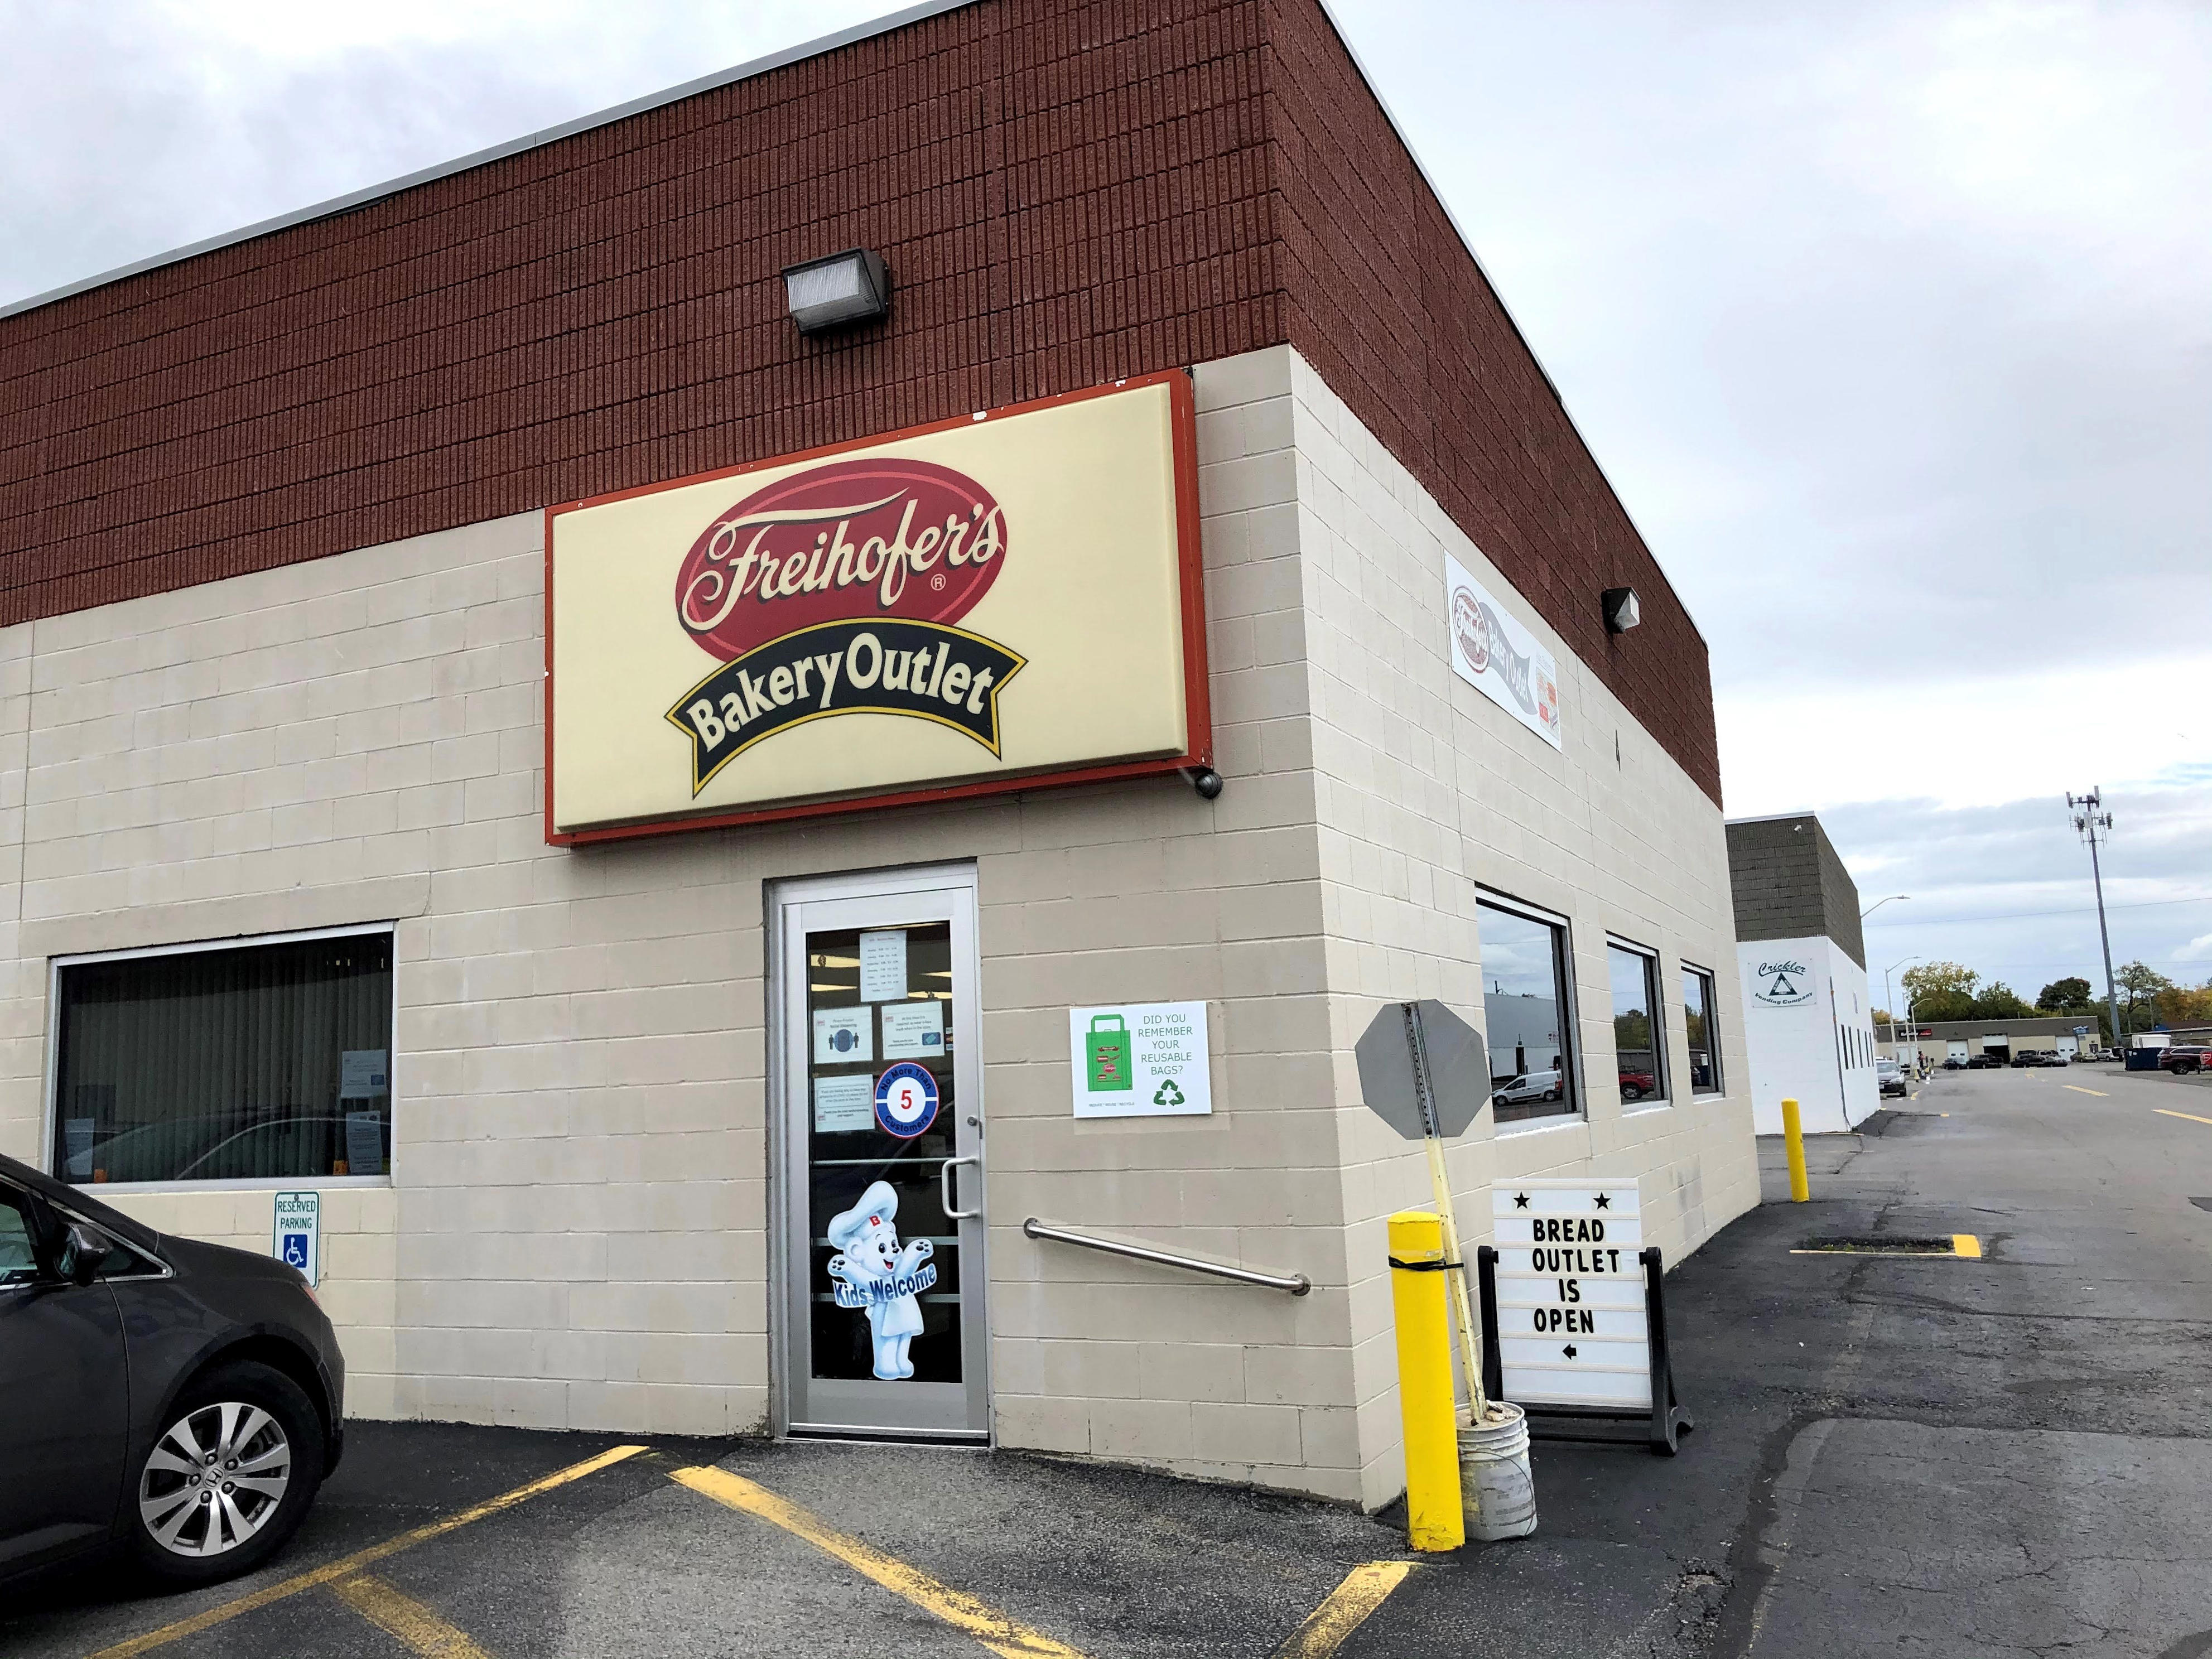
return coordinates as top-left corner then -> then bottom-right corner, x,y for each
940,1154 -> 982,1221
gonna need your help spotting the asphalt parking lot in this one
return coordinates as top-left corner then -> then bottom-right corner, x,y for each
9,1063 -> 2211,1659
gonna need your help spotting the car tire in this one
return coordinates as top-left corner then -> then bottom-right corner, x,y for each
129,1361 -> 325,1587
1621,1084 -> 1643,1102
1544,1087 -> 1561,1102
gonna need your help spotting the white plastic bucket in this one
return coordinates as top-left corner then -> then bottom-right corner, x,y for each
1459,1402 -> 1537,1540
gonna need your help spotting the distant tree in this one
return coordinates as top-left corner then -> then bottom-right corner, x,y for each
1903,961 -> 1979,1022
2037,977 -> 2095,1014
2157,978 -> 2212,1029
1970,982 -> 2036,1020
2116,962 -> 2176,1033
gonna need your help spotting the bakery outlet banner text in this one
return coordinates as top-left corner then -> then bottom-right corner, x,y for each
545,374 -> 1208,842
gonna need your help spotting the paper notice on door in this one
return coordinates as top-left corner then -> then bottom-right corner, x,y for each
880,1000 -> 945,1060
857,930 -> 908,1002
813,1007 -> 873,1065
813,1073 -> 875,1134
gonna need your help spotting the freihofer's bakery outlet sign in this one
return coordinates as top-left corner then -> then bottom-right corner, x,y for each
547,374 -> 1207,841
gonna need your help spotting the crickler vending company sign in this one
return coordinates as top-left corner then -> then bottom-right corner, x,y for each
546,374 -> 1208,842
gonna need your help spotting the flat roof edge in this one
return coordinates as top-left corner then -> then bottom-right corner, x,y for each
1307,0 -> 1710,655
0,0 -> 979,325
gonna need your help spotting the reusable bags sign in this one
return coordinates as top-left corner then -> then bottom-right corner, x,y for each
547,375 -> 1209,842
1068,1002 -> 1212,1118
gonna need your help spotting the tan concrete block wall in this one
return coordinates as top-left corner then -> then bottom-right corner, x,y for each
0,343 -> 1751,1514
1275,348 -> 1760,1507
0,350 -> 1365,1498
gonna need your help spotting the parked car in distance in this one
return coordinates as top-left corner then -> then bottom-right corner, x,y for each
2162,1046 -> 2209,1075
1942,1056 -> 1966,1070
1617,1070 -> 1657,1102
1877,1060 -> 1909,1098
2009,1052 -> 2040,1067
1965,1054 -> 1999,1069
1495,1070 -> 1563,1105
0,1151 -> 344,1591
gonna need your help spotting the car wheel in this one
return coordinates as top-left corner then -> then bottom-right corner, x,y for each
1621,1084 -> 1643,1102
1545,1087 -> 1562,1102
131,1361 -> 325,1586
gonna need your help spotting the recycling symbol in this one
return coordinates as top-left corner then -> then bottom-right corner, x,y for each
1151,1077 -> 1186,1108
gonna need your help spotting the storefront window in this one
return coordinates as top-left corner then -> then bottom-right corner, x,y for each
1608,942 -> 1666,1106
1682,964 -> 1722,1094
1477,896 -> 1578,1125
50,929 -> 393,1187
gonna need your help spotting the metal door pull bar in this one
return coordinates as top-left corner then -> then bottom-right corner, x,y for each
1022,1218 -> 1311,1295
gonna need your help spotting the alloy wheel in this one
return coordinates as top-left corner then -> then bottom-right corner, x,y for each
138,1401 -> 292,1557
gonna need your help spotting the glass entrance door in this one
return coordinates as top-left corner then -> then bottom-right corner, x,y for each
774,866 -> 987,1439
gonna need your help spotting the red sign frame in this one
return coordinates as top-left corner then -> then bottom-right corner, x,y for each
542,370 -> 1211,847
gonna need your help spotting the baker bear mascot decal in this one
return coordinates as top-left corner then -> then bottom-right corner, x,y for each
826,1180 -> 937,1381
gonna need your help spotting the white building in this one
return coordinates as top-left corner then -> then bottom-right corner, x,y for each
1726,814 -> 1879,1135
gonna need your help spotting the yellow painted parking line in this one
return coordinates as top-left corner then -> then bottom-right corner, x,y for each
2064,1085 -> 2108,1097
85,1444 -> 647,1659
671,1465 -> 1087,1659
330,1574 -> 493,1658
1951,1234 -> 1983,1258
1271,1561 -> 1416,1658
2156,1107 -> 2212,1127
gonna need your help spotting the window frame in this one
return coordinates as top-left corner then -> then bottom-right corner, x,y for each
42,921 -> 399,1193
1604,935 -> 1669,1110
1680,960 -> 1724,1098
1474,887 -> 1583,1128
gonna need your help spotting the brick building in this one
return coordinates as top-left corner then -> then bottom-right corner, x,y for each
0,0 -> 1755,1507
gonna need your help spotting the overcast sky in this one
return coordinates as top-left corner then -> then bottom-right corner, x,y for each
5,0 -> 2206,1006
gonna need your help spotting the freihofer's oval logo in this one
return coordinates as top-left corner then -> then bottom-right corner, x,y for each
674,458 -> 1006,659
664,456 -> 1026,797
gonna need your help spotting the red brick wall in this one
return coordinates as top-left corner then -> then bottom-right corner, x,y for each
0,0 -> 1721,804
1261,1 -> 1721,803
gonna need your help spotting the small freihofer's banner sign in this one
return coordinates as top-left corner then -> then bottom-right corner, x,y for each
547,374 -> 1208,842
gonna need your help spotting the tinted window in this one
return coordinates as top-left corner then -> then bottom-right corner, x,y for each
1683,966 -> 1722,1093
0,1188 -> 40,1286
1608,944 -> 1666,1105
53,932 -> 393,1187
1479,899 -> 1577,1124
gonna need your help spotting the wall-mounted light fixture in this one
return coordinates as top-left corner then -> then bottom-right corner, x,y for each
1602,586 -> 1641,635
782,248 -> 890,336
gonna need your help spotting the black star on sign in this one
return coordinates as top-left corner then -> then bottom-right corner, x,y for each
1593,1193 -> 1611,1209
1514,1192 -> 1530,1208
1562,1344 -> 1578,1359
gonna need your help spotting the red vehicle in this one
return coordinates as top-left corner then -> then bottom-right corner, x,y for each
1619,1070 -> 1658,1102
2161,1045 -> 2208,1075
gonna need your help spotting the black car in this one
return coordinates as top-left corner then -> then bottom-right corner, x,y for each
1941,1057 -> 1965,1070
1,1151 -> 344,1589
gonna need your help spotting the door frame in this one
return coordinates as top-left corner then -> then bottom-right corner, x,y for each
766,861 -> 990,1442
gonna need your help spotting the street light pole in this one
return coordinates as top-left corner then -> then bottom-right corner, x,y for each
1862,894 -> 1910,922
1885,954 -> 1920,1063
2068,788 -> 2123,1054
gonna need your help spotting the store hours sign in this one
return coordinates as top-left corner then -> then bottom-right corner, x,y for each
1490,1178 -> 1649,1409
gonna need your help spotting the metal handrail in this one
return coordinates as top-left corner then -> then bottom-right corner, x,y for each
1021,1217 -> 1311,1295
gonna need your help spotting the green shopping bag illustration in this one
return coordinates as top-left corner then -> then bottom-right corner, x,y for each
1086,1014 -> 1134,1092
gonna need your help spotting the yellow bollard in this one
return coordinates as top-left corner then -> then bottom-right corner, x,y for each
1781,1096 -> 1810,1202
1387,1210 -> 1465,1551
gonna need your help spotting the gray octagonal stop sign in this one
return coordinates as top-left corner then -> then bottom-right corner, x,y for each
1355,999 -> 1490,1140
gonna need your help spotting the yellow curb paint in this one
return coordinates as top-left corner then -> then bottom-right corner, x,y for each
83,1445 -> 648,1659
671,1465 -> 1088,1659
1951,1234 -> 1983,1258
2064,1085 -> 2108,1097
2155,1107 -> 2212,1127
330,1575 -> 493,1659
1271,1561 -> 1417,1658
